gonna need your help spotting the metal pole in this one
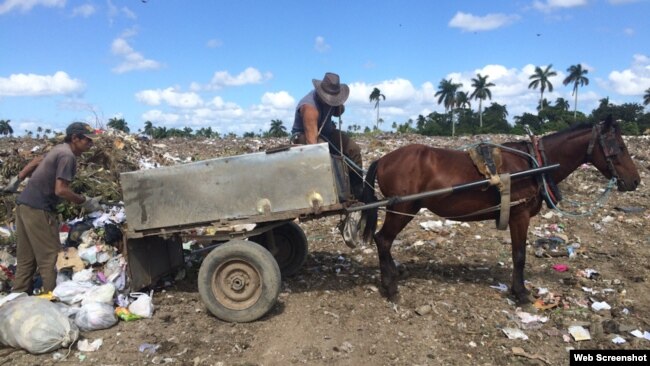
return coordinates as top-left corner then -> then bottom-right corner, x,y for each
346,164 -> 560,212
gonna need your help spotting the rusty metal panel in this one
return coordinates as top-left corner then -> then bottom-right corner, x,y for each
120,143 -> 340,232
126,235 -> 184,291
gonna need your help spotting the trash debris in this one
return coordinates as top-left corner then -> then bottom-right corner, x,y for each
611,336 -> 626,344
77,338 -> 103,352
568,325 -> 591,341
511,347 -> 550,364
552,264 -> 569,272
490,283 -> 508,292
415,304 -> 432,316
0,296 -> 79,354
630,329 -> 650,340
115,307 -> 142,321
614,206 -> 645,214
577,268 -> 600,279
516,311 -> 549,327
128,291 -> 155,318
502,327 -> 528,340
75,302 -> 118,331
591,301 -> 611,312
139,343 -> 161,355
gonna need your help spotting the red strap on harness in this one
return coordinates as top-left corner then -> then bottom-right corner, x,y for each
530,135 -> 559,205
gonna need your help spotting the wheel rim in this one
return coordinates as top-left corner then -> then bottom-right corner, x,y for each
212,259 -> 262,310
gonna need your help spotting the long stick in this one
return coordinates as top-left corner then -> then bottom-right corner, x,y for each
346,164 -> 560,212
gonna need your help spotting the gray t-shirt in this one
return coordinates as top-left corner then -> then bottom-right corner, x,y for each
17,143 -> 77,211
291,90 -> 336,139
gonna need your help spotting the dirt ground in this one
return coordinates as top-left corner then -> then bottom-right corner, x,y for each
1,132 -> 649,366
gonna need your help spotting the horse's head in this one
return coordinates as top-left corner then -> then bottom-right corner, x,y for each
587,115 -> 640,191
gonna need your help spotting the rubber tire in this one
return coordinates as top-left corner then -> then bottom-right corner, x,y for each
251,221 -> 308,277
198,240 -> 281,323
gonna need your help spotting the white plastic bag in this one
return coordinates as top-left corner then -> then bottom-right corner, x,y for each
0,296 -> 79,354
74,302 -> 117,331
81,283 -> 116,305
72,268 -> 94,282
52,280 -> 94,304
128,291 -> 154,318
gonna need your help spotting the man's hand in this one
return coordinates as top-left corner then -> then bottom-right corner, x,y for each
2,176 -> 21,193
82,196 -> 103,212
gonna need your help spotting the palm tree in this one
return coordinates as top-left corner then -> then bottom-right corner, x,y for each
563,64 -> 589,121
644,87 -> 650,107
554,97 -> 570,111
455,91 -> 471,110
369,88 -> 386,129
108,117 -> 130,133
143,121 -> 154,136
470,73 -> 495,128
0,120 -> 13,137
435,78 -> 463,136
268,119 -> 288,137
528,64 -> 557,112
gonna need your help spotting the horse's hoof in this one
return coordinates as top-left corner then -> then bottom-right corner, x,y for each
514,292 -> 535,305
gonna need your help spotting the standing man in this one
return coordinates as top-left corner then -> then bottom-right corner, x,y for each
291,72 -> 363,198
10,122 -> 103,294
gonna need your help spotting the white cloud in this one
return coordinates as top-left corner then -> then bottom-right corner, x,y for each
206,39 -> 223,48
533,0 -> 588,12
0,71 -> 84,96
71,3 -> 95,17
111,37 -> 162,74
0,0 -> 65,15
261,91 -> 294,109
624,27 -> 635,36
314,36 -> 331,53
107,0 -> 136,23
135,87 -> 203,109
208,67 -> 271,89
449,12 -> 520,32
141,109 -> 180,126
607,54 -> 650,95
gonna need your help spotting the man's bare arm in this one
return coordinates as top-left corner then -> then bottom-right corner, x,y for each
300,104 -> 320,144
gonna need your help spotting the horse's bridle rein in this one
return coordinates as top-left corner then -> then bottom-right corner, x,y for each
586,122 -> 623,181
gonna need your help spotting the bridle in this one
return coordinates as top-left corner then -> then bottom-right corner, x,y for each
586,122 -> 623,180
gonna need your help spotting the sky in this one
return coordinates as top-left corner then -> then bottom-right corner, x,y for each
1,0 -> 649,136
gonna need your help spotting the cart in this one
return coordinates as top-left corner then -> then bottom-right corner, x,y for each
120,142 -> 559,323
120,143 -> 352,322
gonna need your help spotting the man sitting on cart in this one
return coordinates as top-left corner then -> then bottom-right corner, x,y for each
291,72 -> 363,198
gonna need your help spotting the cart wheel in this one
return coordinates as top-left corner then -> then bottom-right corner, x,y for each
198,240 -> 280,323
251,221 -> 308,277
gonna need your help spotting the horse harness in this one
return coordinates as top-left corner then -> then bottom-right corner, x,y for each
468,144 -> 512,230
587,122 -> 623,180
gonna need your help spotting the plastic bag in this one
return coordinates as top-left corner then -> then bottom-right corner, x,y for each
53,280 -> 95,304
75,302 -> 117,331
128,291 -> 154,318
0,296 -> 79,354
81,283 -> 116,305
72,268 -> 94,282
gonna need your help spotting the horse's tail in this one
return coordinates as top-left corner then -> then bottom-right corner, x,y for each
361,159 -> 379,244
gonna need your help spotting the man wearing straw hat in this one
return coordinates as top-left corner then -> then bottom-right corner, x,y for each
291,72 -> 363,198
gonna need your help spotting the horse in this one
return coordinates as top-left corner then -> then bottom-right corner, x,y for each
360,115 -> 640,303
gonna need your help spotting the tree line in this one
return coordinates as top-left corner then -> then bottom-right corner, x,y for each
1,64 -> 649,139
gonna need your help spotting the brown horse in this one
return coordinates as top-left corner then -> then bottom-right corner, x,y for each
360,116 -> 640,303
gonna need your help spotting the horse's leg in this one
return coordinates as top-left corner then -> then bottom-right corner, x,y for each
375,205 -> 415,299
509,213 -> 533,304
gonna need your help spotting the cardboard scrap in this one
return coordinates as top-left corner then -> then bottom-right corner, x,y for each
56,247 -> 85,273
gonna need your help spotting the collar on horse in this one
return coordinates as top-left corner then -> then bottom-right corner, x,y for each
526,130 -> 562,208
